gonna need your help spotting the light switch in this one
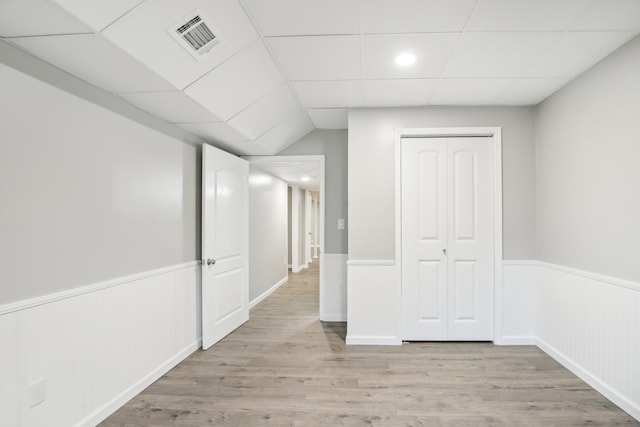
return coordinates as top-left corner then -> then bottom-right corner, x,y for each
338,218 -> 345,230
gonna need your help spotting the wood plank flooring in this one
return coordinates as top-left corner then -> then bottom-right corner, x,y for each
100,260 -> 638,426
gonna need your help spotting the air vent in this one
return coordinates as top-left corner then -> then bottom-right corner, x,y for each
169,11 -> 221,60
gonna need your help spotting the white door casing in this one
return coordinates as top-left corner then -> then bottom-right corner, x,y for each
201,144 -> 249,350
305,190 -> 312,265
402,136 -> 494,341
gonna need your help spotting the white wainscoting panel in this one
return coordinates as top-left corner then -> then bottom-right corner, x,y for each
320,253 -> 348,322
536,262 -> 640,421
497,261 -> 537,345
0,262 -> 201,427
346,260 -> 400,345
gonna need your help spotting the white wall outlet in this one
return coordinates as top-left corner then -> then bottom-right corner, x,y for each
338,218 -> 345,230
29,378 -> 46,408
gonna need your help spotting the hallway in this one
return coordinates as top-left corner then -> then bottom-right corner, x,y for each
100,260 -> 635,426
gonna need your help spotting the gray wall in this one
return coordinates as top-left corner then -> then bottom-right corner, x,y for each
536,35 -> 640,282
248,166 -> 288,301
348,107 -> 536,260
278,130 -> 348,254
0,60 -> 199,305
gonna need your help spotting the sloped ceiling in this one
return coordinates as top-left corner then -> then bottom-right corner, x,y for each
1,0 -> 639,155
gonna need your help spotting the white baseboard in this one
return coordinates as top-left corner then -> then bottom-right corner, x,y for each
494,336 -> 536,345
77,340 -> 200,427
291,265 -> 303,273
346,335 -> 402,345
320,314 -> 347,322
250,276 -> 288,309
537,337 -> 640,421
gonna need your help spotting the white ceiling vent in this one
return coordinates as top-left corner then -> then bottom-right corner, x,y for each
169,11 -> 220,60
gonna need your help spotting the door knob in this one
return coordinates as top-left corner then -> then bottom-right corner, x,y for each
443,249 -> 447,255
206,258 -> 216,266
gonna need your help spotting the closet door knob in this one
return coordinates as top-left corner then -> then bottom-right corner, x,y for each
443,249 -> 447,255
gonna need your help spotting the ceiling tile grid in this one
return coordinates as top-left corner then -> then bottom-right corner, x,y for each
2,0 -> 640,154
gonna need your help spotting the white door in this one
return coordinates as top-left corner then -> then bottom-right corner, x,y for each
402,137 -> 494,341
202,144 -> 249,350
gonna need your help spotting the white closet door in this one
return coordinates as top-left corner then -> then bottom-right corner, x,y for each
402,137 -> 494,341
402,138 -> 448,340
446,138 -> 494,340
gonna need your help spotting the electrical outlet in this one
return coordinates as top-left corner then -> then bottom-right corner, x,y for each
338,218 -> 345,230
29,378 -> 45,408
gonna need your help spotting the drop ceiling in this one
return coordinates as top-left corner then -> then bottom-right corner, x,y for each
1,0 -> 639,155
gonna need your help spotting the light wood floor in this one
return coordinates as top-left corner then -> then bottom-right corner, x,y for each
101,260 -> 637,426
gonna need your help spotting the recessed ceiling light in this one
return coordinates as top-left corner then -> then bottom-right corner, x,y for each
395,52 -> 416,67
301,176 -> 310,182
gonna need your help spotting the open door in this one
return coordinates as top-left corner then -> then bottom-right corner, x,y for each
202,144 -> 249,350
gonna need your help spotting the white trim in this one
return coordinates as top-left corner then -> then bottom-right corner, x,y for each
0,261 -> 199,316
536,337 -> 640,422
75,339 -> 200,427
539,261 -> 640,292
495,336 -> 537,345
287,264 -> 292,269
346,259 -> 395,266
394,127 -> 503,342
346,335 -> 402,346
249,276 -> 288,309
320,314 -> 347,322
291,265 -> 304,273
502,259 -> 540,266
502,260 -> 640,292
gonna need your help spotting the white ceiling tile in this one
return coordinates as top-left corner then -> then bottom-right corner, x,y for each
9,34 -> 174,93
493,78 -> 568,105
571,0 -> 640,31
523,31 -> 635,78
429,79 -> 512,105
363,79 -> 435,107
307,109 -> 348,129
184,41 -> 284,121
228,84 -> 300,140
293,81 -> 363,108
267,35 -> 360,81
361,0 -> 476,34
52,0 -> 143,31
0,0 -> 92,37
253,110 -> 314,154
103,0 -> 258,89
467,0 -> 591,32
120,91 -> 221,123
362,34 -> 459,79
443,32 -> 560,78
244,0 -> 359,36
177,122 -> 249,142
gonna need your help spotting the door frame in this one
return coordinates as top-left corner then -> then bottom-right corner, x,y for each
244,155 -> 326,318
394,127 -> 503,343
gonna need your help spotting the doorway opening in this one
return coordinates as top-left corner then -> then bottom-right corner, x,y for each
245,155 -> 326,318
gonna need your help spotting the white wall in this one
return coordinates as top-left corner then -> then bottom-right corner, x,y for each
0,47 -> 203,425
248,166 -> 288,305
534,34 -> 640,421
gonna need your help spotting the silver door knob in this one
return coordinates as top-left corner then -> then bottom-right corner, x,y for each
206,258 -> 216,266
443,249 -> 447,255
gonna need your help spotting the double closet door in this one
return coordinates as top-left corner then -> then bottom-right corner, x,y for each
402,137 -> 494,341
